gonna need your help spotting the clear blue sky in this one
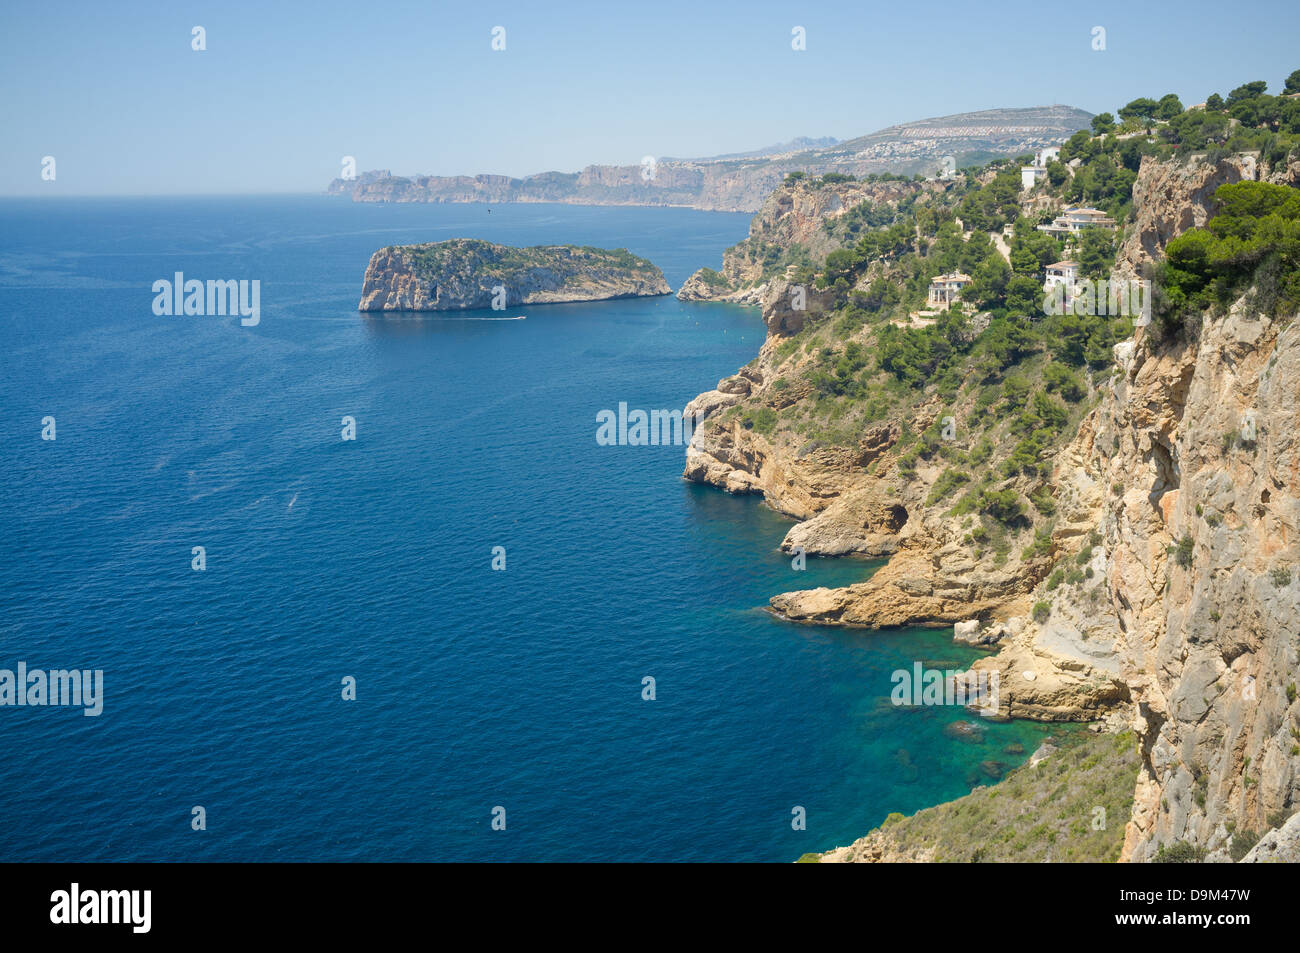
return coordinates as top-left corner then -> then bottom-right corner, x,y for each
3,0 -> 1298,195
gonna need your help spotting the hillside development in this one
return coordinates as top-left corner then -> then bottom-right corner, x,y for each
676,75 -> 1300,862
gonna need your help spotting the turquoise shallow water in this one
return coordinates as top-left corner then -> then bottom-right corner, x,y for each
0,196 -> 1051,861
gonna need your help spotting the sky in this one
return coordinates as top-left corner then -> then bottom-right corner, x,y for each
2,0 -> 1299,195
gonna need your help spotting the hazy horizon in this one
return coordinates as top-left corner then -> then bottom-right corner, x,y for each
4,0 -> 1299,196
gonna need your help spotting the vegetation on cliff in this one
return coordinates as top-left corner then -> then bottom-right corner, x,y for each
807,731 -> 1140,862
697,73 -> 1300,578
402,239 -> 663,285
1156,180 -> 1300,336
680,73 -> 1300,862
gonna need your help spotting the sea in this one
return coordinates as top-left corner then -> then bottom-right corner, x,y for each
0,195 -> 1053,861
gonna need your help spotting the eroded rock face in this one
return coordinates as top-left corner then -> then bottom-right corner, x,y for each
358,240 -> 670,311
1087,305 -> 1300,862
761,279 -> 838,336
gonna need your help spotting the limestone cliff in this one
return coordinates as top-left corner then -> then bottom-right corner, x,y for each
681,146 -> 1300,861
358,239 -> 670,311
1088,295 -> 1300,862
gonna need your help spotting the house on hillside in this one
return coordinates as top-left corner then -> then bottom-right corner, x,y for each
927,272 -> 972,309
1021,146 -> 1063,191
1037,207 -> 1117,235
1043,260 -> 1080,312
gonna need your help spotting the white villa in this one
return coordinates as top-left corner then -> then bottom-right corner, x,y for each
1045,260 -> 1079,287
1020,146 -> 1063,191
1037,207 -> 1117,235
1044,260 -> 1080,311
927,272 -> 972,309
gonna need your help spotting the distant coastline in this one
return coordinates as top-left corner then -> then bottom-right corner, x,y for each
327,105 -> 1093,213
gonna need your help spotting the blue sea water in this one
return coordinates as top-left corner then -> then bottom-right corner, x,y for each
0,196 -> 1051,862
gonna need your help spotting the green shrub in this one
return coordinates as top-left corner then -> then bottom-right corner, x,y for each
743,407 -> 779,435
980,489 -> 1025,525
1229,829 -> 1261,862
1029,487 -> 1057,516
927,468 -> 971,505
1024,529 -> 1053,560
1155,181 -> 1300,337
1152,841 -> 1206,863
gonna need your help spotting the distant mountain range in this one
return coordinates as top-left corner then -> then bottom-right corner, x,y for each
327,105 -> 1093,213
679,136 -> 842,162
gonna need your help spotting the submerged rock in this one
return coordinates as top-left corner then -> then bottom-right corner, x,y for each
944,720 -> 986,741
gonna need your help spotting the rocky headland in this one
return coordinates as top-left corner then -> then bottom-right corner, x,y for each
675,87 -> 1300,862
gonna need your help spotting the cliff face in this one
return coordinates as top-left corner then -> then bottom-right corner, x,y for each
680,149 -> 1300,861
1051,155 -> 1300,860
357,240 -> 670,311
1097,303 -> 1300,862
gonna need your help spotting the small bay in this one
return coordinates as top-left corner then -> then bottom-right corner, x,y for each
0,196 -> 1051,861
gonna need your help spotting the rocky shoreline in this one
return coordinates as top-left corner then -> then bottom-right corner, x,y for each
678,150 -> 1300,861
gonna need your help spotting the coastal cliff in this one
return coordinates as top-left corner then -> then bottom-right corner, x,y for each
676,86 -> 1300,861
358,239 -> 670,311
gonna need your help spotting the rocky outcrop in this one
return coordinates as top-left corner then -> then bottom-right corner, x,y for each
1241,811 -> 1300,862
1116,155 -> 1254,281
676,269 -> 762,304
358,240 -> 669,311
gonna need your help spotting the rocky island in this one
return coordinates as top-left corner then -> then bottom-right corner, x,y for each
358,239 -> 671,311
